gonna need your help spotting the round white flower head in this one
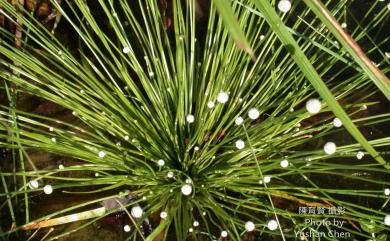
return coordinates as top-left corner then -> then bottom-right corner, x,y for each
333,118 -> 343,127
324,142 -> 337,154
28,180 -> 39,189
157,159 -> 165,166
124,135 -> 129,141
267,219 -> 278,231
98,151 -> 106,158
49,127 -> 54,131
263,176 -> 271,183
245,221 -> 255,232
221,230 -> 228,237
131,205 -> 143,218
235,117 -> 244,125
123,225 -> 131,232
306,98 -> 322,114
259,35 -> 265,40
385,215 -> 390,226
384,188 -> 390,196
188,227 -> 193,233
248,108 -> 260,120
193,221 -> 199,227
51,137 -> 56,143
207,101 -> 215,108
167,171 -> 174,178
235,140 -> 245,150
43,185 -> 53,194
278,0 -> 291,13
217,92 -> 229,103
356,151 -> 364,160
194,146 -> 200,151
160,211 -> 168,219
58,164 -> 64,169
181,184 -> 193,196
341,22 -> 347,28
186,114 -> 195,123
280,159 -> 289,168
122,46 -> 130,54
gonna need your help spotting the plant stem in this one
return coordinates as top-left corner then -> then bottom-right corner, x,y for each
303,0 -> 390,101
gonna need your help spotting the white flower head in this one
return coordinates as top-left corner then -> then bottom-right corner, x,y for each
98,151 -> 106,158
280,159 -> 289,168
186,114 -> 195,123
123,46 -> 131,54
235,117 -> 244,125
160,211 -> 168,219
181,184 -> 193,196
235,139 -> 245,150
157,159 -> 165,166
306,98 -> 321,114
43,185 -> 53,194
267,219 -> 278,231
356,151 -> 364,160
278,0 -> 291,13
324,142 -> 337,154
384,188 -> 390,196
28,180 -> 39,189
245,221 -> 255,232
207,101 -> 215,108
263,176 -> 271,183
131,205 -> 143,218
248,108 -> 260,120
385,215 -> 390,226
167,171 -> 174,178
333,118 -> 343,127
217,92 -> 229,103
123,225 -> 131,232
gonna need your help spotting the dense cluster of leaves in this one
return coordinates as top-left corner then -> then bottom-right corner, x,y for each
0,0 -> 389,240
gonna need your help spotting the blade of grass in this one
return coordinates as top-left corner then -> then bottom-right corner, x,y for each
250,0 -> 388,168
212,0 -> 255,59
303,0 -> 390,101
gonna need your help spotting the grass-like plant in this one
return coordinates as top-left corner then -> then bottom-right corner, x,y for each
0,0 -> 389,240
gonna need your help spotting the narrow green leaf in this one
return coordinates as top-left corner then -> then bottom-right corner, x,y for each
251,0 -> 388,168
303,0 -> 390,101
213,0 -> 254,58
